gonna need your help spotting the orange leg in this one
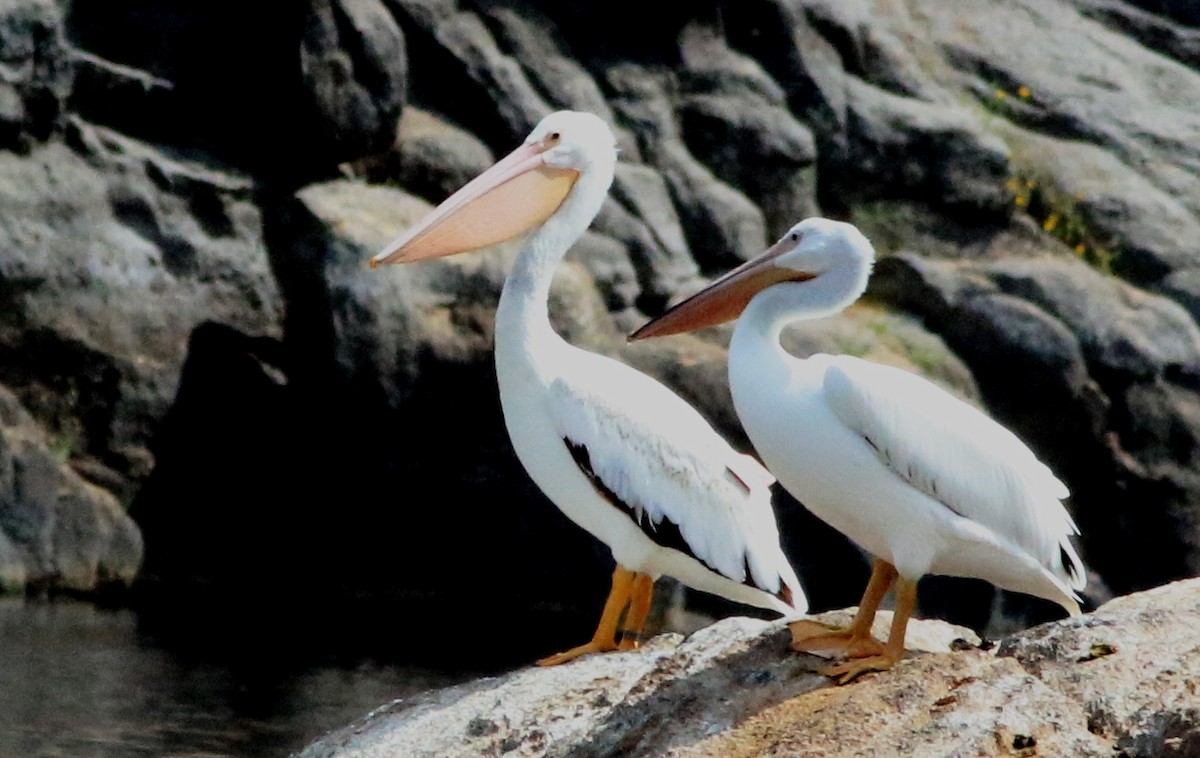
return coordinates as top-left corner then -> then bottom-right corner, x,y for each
538,566 -> 634,666
618,574 -> 655,650
823,575 -> 917,684
791,559 -> 897,658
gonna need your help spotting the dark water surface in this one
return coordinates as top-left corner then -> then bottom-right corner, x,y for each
0,598 -> 470,757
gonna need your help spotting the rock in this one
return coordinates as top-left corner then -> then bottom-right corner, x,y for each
657,141 -> 768,274
66,50 -> 175,148
676,23 -> 819,237
300,0 -> 409,168
913,0 -> 1200,228
0,383 -> 142,594
475,2 -> 618,129
685,655 -> 1108,757
1123,0 -> 1200,26
719,0 -> 850,167
353,107 -> 495,202
608,162 -> 699,301
66,0 -> 406,177
1074,0 -> 1200,69
129,178 -> 635,665
1156,267 -> 1200,324
983,257 -> 1200,381
797,0 -> 947,101
565,231 -> 641,313
991,121 -> 1200,286
997,579 -> 1200,756
296,610 -> 979,758
389,0 -> 550,150
843,77 -> 1013,218
596,62 -> 770,295
299,579 -> 1200,757
0,0 -> 71,146
998,580 -> 1200,753
0,120 -> 281,498
592,196 -> 699,313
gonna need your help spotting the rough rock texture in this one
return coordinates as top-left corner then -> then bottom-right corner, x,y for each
129,180 -> 628,666
0,119 -> 282,502
296,609 -> 981,758
0,384 -> 141,593
0,0 -> 1197,638
299,579 -> 1200,758
67,0 -> 407,179
0,0 -> 71,147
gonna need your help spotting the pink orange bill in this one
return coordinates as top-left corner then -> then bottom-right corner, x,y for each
370,142 -> 579,267
629,238 -> 814,340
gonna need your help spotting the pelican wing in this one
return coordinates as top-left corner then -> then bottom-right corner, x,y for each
822,355 -> 1085,590
548,355 -> 797,604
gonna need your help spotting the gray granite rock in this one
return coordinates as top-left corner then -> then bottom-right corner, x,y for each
299,579 -> 1200,757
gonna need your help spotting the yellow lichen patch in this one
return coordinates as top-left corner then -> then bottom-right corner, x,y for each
1002,167 -> 1115,274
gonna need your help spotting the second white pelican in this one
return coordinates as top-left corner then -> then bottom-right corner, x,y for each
371,111 -> 806,665
631,218 -> 1085,682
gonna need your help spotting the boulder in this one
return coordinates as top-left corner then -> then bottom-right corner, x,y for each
0,383 -> 141,594
0,0 -> 71,146
130,178 -> 634,666
296,610 -> 980,758
656,140 -> 767,274
66,0 -> 407,178
351,106 -> 495,202
0,120 -> 281,498
842,78 -> 1012,219
1073,0 -> 1200,71
301,0 -> 409,169
298,578 -> 1200,758
388,0 -> 549,151
676,23 -> 819,238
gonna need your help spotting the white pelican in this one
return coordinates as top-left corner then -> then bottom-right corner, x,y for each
370,111 -> 806,665
631,218 -> 1086,682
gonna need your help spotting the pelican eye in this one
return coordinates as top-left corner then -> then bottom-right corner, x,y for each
547,131 -> 561,143
789,231 -> 801,242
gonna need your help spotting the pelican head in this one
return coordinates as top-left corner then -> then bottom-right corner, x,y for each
530,110 -> 618,173
629,217 -> 876,340
371,110 -> 617,267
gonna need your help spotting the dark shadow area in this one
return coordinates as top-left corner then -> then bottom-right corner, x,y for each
128,313 -> 622,676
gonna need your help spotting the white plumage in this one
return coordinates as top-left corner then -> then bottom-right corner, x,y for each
372,110 -> 805,666
735,351 -> 1084,609
633,216 -> 1085,682
547,349 -> 793,600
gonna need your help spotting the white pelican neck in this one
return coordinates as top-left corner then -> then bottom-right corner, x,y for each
500,148 -> 615,328
737,258 -> 872,345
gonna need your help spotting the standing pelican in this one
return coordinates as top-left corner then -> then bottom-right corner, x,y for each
631,218 -> 1085,682
371,111 -> 805,665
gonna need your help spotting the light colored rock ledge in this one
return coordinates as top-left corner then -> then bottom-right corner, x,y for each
298,578 -> 1200,757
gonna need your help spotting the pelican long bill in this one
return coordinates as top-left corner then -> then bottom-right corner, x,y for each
629,238 -> 814,340
370,141 -> 579,266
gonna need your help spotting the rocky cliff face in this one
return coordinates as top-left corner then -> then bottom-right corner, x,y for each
296,579 -> 1200,758
0,0 -> 1197,644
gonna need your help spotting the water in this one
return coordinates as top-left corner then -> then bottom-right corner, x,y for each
0,598 -> 468,757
